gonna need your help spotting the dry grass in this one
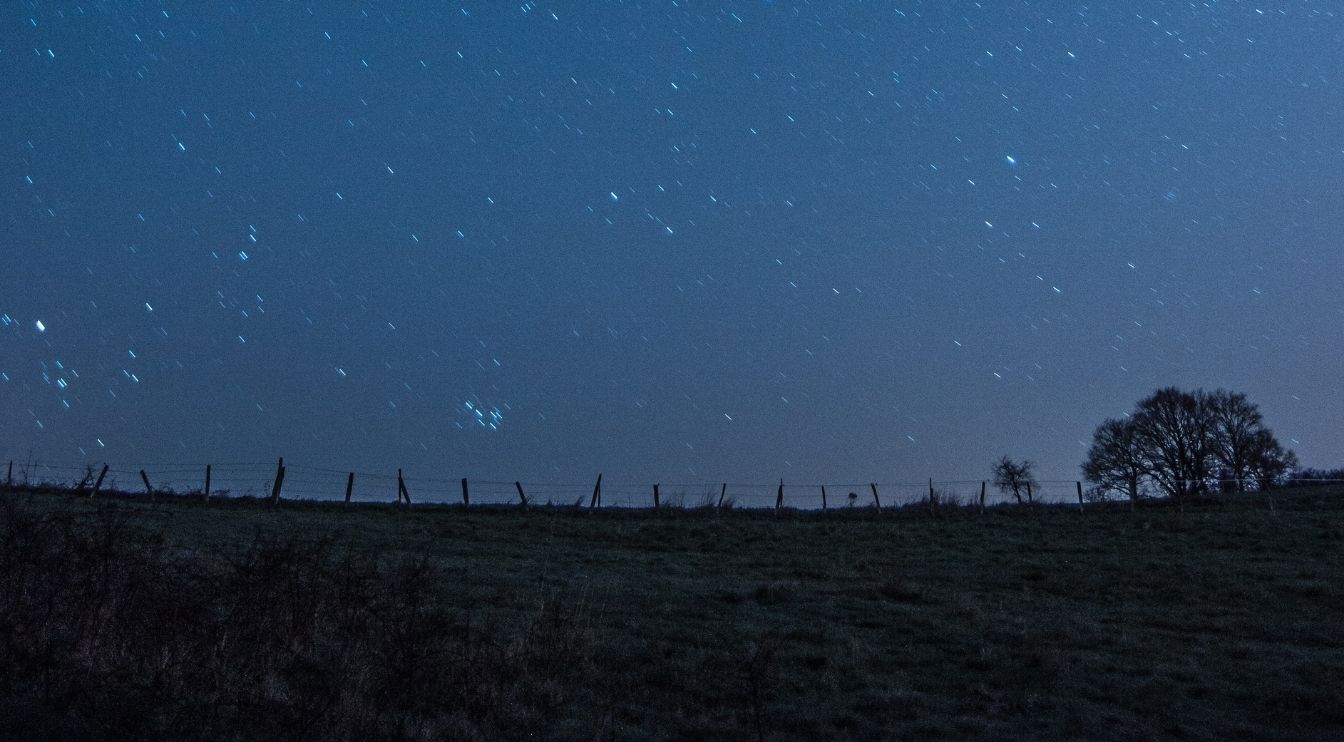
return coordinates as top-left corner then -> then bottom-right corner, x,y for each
2,485 -> 1342,740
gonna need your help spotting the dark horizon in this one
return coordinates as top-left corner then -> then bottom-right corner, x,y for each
4,2 -> 1341,487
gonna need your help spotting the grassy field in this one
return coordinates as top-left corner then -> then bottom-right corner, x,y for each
1,487 -> 1341,741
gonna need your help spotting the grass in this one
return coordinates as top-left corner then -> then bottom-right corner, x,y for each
1,485 -> 1342,740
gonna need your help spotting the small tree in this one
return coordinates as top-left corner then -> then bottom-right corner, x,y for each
993,456 -> 1038,505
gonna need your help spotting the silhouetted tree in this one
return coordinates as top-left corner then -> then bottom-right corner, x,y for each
1207,389 -> 1267,492
1081,417 -> 1147,506
992,456 -> 1038,504
1245,429 -> 1298,491
1083,387 -> 1297,505
1131,387 -> 1214,504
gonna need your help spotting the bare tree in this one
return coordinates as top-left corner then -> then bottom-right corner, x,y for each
1206,389 -> 1265,492
1082,417 -> 1147,506
1131,388 -> 1214,504
1084,387 -> 1297,507
1246,429 -> 1298,491
992,456 -> 1038,505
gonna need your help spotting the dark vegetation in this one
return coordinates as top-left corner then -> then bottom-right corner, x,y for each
2,483 -> 1343,741
1083,388 -> 1300,507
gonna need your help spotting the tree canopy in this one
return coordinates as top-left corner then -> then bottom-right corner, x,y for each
1082,387 -> 1296,504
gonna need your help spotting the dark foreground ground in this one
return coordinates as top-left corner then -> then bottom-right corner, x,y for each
1,487 -> 1341,741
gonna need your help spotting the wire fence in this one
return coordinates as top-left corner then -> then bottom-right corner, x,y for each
4,456 -> 1338,512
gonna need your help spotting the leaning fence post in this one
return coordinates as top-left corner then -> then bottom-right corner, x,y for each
979,481 -> 987,513
718,482 -> 727,509
821,485 -> 828,511
204,464 -> 212,499
870,482 -> 882,510
90,464 -> 108,498
345,472 -> 355,504
397,469 -> 411,504
1025,481 -> 1033,504
269,458 -> 285,505
1076,481 -> 1085,513
590,473 -> 602,508
461,477 -> 469,506
775,479 -> 784,512
515,481 -> 529,508
140,469 -> 154,498
653,483 -> 660,509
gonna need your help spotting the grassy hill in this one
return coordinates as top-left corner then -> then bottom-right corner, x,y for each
1,487 -> 1341,740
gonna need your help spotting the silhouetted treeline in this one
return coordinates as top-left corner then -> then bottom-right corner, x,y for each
1082,387 -> 1297,505
1284,467 -> 1344,487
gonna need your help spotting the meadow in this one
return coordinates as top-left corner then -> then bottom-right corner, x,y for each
1,486 -> 1341,740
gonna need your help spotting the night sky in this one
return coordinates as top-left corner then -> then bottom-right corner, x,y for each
4,2 -> 1342,503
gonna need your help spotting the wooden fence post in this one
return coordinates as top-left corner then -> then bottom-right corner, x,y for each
461,477 -> 469,506
397,469 -> 410,505
821,485 -> 828,511
979,481 -> 986,514
345,472 -> 355,504
515,481 -> 529,508
91,464 -> 108,498
590,473 -> 602,508
75,470 -> 93,493
653,483 -> 660,509
870,483 -> 882,511
718,482 -> 727,509
140,470 -> 153,498
1076,481 -> 1085,513
1025,482 -> 1033,505
269,458 -> 285,505
775,479 -> 784,512
204,464 -> 212,499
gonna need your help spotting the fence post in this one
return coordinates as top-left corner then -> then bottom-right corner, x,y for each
397,469 -> 410,505
929,478 -> 936,514
775,479 -> 784,512
979,481 -> 986,513
91,464 -> 108,498
718,482 -> 727,509
461,477 -> 469,506
269,458 -> 285,505
5,460 -> 11,488
1025,482 -> 1033,505
653,483 -> 660,509
515,481 -> 529,508
821,485 -> 827,511
345,472 -> 355,504
140,470 -> 153,498
870,483 -> 882,510
590,473 -> 602,508
204,464 -> 212,499
1076,481 -> 1084,513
